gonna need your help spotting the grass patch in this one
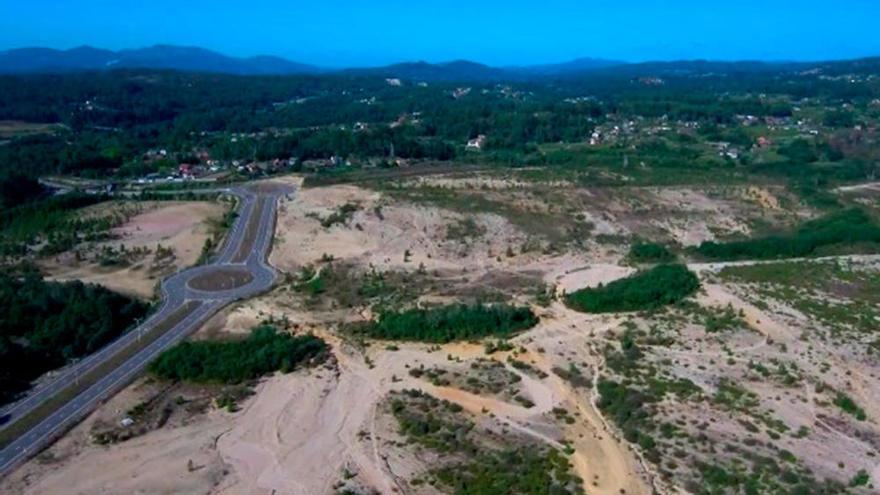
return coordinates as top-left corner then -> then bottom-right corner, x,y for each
718,260 -> 880,336
317,202 -> 359,228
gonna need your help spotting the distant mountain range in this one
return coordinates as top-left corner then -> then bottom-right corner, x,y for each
0,45 -> 319,75
0,44 -> 877,81
0,45 -> 623,79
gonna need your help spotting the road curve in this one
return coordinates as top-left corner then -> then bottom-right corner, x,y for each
0,183 -> 291,477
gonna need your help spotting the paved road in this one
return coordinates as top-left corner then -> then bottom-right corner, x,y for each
0,184 -> 290,477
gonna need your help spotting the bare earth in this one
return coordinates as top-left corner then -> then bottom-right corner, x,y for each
40,201 -> 226,299
5,174 -> 879,494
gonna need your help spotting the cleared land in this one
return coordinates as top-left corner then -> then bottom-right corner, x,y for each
40,201 -> 227,299
5,172 -> 880,494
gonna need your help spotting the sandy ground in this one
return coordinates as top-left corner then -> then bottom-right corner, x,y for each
4,313 -> 650,495
7,178 -> 871,494
2,376 -> 234,495
40,201 -> 227,299
271,184 -> 521,273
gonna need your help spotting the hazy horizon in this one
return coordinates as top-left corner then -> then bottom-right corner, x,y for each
1,0 -> 879,67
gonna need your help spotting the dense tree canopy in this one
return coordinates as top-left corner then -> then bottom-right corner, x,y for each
695,208 -> 880,260
354,303 -> 539,343
0,60 -> 877,185
149,325 -> 327,383
0,265 -> 148,405
566,264 -> 700,313
628,242 -> 676,263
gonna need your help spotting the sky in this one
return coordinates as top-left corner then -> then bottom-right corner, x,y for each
1,1 -> 879,67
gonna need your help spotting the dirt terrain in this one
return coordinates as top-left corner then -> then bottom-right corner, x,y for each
5,172 -> 879,494
40,200 -> 227,299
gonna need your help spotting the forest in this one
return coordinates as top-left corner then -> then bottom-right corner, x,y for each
149,325 -> 328,383
565,264 -> 700,313
0,264 -> 149,405
0,57 -> 876,200
695,208 -> 880,260
628,242 -> 676,263
353,303 -> 539,343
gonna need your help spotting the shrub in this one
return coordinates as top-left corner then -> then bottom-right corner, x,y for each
565,264 -> 700,313
833,392 -> 867,421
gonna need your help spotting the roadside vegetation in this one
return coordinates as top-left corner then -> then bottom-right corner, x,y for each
350,303 -> 538,343
0,264 -> 149,405
149,324 -> 327,384
566,264 -> 699,313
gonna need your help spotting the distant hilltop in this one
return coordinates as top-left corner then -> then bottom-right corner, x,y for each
0,44 -> 878,81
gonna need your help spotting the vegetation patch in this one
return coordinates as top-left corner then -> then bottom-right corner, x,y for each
315,202 -> 360,228
388,389 -> 582,494
445,217 -> 487,242
696,208 -> 880,260
833,392 -> 867,421
149,324 -> 328,384
291,262 -> 434,310
349,303 -> 538,343
628,241 -> 676,263
566,264 -> 699,313
718,260 -> 880,336
0,264 -> 149,405
410,359 -> 523,400
0,192 -> 112,256
597,323 -> 842,493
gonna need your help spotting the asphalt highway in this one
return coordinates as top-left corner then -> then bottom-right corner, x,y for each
0,184 -> 289,477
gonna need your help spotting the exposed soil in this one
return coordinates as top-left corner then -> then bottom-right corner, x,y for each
40,201 -> 226,300
6,175 -> 878,494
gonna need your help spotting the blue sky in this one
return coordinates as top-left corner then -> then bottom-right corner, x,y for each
1,1 -> 878,67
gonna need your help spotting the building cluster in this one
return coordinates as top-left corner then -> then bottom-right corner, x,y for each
134,146 -> 301,185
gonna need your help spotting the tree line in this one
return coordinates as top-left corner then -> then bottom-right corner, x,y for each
352,303 -> 539,343
149,324 -> 327,383
695,208 -> 880,260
